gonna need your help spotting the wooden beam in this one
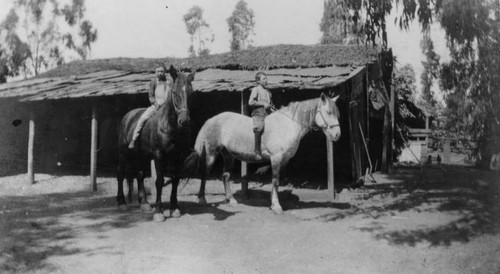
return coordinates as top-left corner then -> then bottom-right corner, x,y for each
381,106 -> 390,173
27,107 -> 35,185
381,85 -> 393,174
349,101 -> 361,179
365,70 -> 370,146
327,139 -> 335,200
90,102 -> 98,191
240,89 -> 248,198
389,85 -> 395,172
150,160 -> 156,183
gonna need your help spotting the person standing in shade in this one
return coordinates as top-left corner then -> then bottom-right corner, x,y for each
129,65 -> 170,149
248,72 -> 274,160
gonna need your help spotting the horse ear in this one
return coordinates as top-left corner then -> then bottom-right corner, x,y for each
332,95 -> 340,102
187,72 -> 195,82
320,93 -> 328,104
169,65 -> 178,80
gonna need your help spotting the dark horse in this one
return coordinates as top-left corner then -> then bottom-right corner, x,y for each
116,65 -> 196,222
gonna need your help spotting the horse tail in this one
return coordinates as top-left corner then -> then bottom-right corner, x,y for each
182,148 -> 200,177
198,144 -> 207,179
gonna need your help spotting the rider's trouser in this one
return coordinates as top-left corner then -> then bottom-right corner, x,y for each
251,107 -> 268,154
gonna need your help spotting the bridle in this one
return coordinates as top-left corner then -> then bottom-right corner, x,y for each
170,82 -> 190,124
271,101 -> 340,131
315,105 -> 340,131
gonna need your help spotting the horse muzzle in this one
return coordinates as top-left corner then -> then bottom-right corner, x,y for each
327,129 -> 341,142
177,111 -> 190,127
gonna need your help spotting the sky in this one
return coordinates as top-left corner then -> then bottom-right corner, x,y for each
0,0 -> 450,97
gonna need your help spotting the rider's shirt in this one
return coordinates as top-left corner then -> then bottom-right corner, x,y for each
249,85 -> 272,109
154,81 -> 169,106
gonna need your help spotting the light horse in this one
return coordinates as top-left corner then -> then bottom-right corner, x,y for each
116,65 -> 195,222
194,93 -> 341,214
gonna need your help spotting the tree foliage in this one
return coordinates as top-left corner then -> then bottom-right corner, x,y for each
321,0 -> 499,162
319,0 -> 364,45
320,0 -> 437,48
183,5 -> 214,57
227,0 -> 255,51
419,28 -> 440,117
437,0 -> 500,161
0,0 -> 97,79
392,64 -> 423,158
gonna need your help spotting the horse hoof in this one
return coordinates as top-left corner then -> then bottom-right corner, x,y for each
141,203 -> 153,212
198,197 -> 207,205
118,204 -> 128,211
153,213 -> 165,222
271,205 -> 283,214
170,209 -> 181,218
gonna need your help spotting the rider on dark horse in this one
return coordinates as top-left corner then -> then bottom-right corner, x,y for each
248,72 -> 274,160
129,65 -> 170,149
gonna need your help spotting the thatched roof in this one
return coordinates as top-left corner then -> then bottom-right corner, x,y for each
0,44 -> 379,102
36,44 -> 378,77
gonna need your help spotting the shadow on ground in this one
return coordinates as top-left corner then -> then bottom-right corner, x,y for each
0,187 -> 235,273
314,166 -> 500,247
1,166 -> 499,272
231,188 -> 351,212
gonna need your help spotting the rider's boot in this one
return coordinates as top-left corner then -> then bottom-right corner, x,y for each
254,130 -> 263,160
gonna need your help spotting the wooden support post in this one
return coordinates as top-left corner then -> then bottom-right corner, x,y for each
90,102 -> 98,191
389,86 -> 395,173
27,108 -> 35,185
327,139 -> 335,200
241,90 -> 248,197
151,160 -> 156,183
381,84 -> 393,174
365,70 -> 370,142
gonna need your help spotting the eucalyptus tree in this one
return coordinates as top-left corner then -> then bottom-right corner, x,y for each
227,0 -> 255,51
0,0 -> 98,79
183,5 -> 214,57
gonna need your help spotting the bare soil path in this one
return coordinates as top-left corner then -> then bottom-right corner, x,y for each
0,166 -> 499,273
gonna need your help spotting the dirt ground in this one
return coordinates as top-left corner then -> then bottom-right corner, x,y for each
0,166 -> 499,274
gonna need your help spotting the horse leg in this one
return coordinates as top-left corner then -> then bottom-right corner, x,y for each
221,150 -> 237,205
126,172 -> 134,204
137,170 -> 152,212
198,151 -> 216,205
153,159 -> 166,222
198,171 -> 207,205
116,162 -> 127,210
270,158 -> 283,214
169,175 -> 181,218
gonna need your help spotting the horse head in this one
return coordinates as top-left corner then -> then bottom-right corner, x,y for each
169,65 -> 195,127
315,93 -> 341,142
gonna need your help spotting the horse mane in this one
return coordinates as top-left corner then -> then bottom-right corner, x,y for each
282,98 -> 320,128
161,73 -> 191,117
158,74 -> 190,130
280,96 -> 339,128
169,73 -> 191,113
155,80 -> 175,120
